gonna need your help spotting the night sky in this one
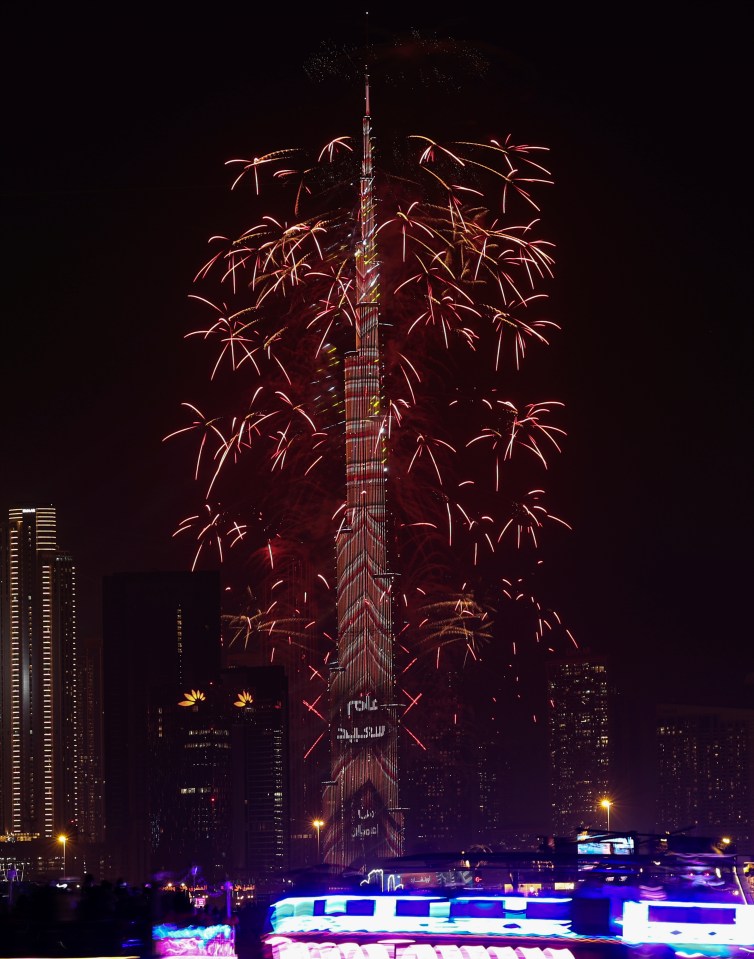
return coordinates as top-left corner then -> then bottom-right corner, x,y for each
2,4 -> 751,721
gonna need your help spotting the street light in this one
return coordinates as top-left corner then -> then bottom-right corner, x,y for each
312,819 -> 324,861
58,834 -> 68,876
600,799 -> 612,831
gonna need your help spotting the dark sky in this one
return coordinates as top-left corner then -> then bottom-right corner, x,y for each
2,5 -> 751,709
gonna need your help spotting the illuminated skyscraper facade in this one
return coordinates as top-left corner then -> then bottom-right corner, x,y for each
0,506 -> 79,838
52,550 -> 79,838
328,80 -> 401,867
547,655 -> 611,836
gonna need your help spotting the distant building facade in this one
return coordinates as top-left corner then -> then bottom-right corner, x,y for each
223,603 -> 323,872
147,664 -> 290,888
225,665 -> 289,889
77,636 -> 105,843
403,670 -> 476,853
0,506 -> 79,839
547,654 -> 611,836
53,550 -> 79,839
655,703 -> 754,846
404,717 -> 471,852
150,685 -> 232,882
102,570 -> 222,880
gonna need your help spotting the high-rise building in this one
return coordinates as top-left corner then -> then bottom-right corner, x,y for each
328,77 -> 401,869
655,703 -> 754,846
77,636 -> 104,843
226,665 -> 289,890
150,685 -> 232,883
403,671 -> 475,853
102,570 -> 221,880
224,615 -> 321,871
146,664 -> 289,889
53,550 -> 79,839
547,654 -> 611,836
0,506 -> 79,840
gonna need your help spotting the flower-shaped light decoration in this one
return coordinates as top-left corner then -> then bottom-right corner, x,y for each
179,689 -> 206,707
234,690 -> 254,708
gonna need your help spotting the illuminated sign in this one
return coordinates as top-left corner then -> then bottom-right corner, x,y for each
267,895 -> 574,939
623,900 -> 754,947
153,922 -> 235,957
577,835 -> 634,856
178,690 -> 206,707
265,893 -> 754,957
336,725 -> 387,742
266,940 -> 577,959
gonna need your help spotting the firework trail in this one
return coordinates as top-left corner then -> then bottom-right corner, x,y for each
168,74 -> 575,859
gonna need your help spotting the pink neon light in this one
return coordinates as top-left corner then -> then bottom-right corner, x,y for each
155,940 -> 235,958
266,939 -> 575,959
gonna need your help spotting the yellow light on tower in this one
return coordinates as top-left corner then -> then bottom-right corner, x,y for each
600,798 -> 612,831
178,689 -> 206,707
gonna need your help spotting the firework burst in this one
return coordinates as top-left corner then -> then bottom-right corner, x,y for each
168,99 -> 575,795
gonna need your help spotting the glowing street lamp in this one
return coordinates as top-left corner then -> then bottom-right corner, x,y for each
58,834 -> 68,876
312,819 -> 325,861
600,799 -> 612,831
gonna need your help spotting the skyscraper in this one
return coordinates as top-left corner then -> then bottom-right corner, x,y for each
146,663 -> 289,887
547,654 -> 611,836
52,549 -> 79,839
77,636 -> 104,843
102,570 -> 221,880
0,506 -> 79,839
226,665 -> 289,890
328,77 -> 401,869
655,703 -> 754,846
403,670 -> 475,853
224,622 -> 317,871
150,686 -> 232,883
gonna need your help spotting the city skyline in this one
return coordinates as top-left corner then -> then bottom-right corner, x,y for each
1,8 -> 750,720
3,554 -> 751,879
0,508 -> 751,880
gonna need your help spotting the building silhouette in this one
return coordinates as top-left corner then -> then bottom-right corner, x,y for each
223,612 -> 322,871
102,570 -> 221,880
0,506 -> 79,840
547,654 -> 611,836
150,684 -> 232,883
403,670 -> 473,853
225,665 -> 289,891
77,636 -> 105,844
655,703 -> 754,846
146,664 -> 290,889
401,666 -> 508,854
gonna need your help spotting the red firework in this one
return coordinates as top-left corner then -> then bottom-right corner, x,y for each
167,117 -> 575,774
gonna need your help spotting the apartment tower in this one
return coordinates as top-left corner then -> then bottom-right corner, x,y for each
0,506 -> 79,838
547,654 -> 611,836
656,703 -> 754,846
